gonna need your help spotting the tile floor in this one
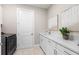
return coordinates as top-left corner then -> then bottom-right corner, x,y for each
14,47 -> 44,55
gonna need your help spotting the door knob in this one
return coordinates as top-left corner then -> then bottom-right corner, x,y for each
31,33 -> 33,36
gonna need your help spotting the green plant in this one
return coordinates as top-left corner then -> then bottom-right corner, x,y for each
59,27 -> 70,36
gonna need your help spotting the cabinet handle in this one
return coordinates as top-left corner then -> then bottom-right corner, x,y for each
54,49 -> 57,55
31,33 -> 33,36
64,51 -> 71,55
54,49 -> 55,55
55,50 -> 57,55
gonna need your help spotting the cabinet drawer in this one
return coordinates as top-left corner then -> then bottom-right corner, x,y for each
47,39 -> 56,47
56,49 -> 64,55
57,44 -> 77,55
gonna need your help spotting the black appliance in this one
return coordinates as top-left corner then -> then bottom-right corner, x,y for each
1,33 -> 17,55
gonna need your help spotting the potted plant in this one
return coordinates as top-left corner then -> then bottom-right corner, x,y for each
59,27 -> 70,40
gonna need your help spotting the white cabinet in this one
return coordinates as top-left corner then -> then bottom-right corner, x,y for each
39,34 -> 78,55
55,49 -> 64,55
40,35 -> 47,53
57,44 -> 77,55
46,39 -> 55,55
40,36 -> 54,55
40,35 -> 43,48
40,35 -> 56,55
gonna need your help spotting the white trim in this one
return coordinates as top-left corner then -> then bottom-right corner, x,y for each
33,44 -> 40,48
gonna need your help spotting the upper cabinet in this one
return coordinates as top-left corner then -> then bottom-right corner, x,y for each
48,15 -> 58,31
0,5 -> 2,24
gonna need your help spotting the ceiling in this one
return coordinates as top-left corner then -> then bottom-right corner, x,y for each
28,4 -> 51,9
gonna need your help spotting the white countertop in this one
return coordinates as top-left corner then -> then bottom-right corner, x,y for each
40,31 -> 79,54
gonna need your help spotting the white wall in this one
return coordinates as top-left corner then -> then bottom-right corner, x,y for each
2,4 -> 48,44
0,5 -> 2,25
2,5 -> 17,34
48,4 -> 77,30
48,4 -> 76,19
48,4 -> 79,41
0,5 -> 1,29
0,5 -> 2,55
35,8 -> 48,44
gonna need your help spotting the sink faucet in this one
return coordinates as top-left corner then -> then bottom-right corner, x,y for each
48,31 -> 51,34
77,44 -> 79,46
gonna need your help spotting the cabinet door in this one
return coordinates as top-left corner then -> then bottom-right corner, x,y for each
63,49 -> 77,55
40,35 -> 44,50
46,45 -> 55,55
56,49 -> 64,55
63,51 -> 71,55
46,40 -> 55,55
40,35 -> 55,55
40,35 -> 47,53
42,37 -> 48,53
40,35 -> 43,47
57,44 -> 77,55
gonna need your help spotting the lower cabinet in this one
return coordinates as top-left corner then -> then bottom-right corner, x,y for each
46,39 -> 55,55
40,35 -> 47,53
57,44 -> 77,55
40,34 -> 78,55
55,49 -> 64,55
40,35 -> 55,55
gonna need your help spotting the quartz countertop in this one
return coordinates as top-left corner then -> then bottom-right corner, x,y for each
40,31 -> 79,54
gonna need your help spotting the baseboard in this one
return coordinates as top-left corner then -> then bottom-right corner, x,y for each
16,44 -> 40,50
33,44 -> 40,48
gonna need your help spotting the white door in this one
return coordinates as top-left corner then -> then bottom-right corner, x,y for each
17,8 -> 34,49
